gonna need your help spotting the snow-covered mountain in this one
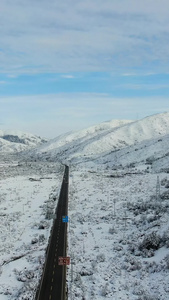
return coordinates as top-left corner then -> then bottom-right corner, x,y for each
1,112 -> 169,299
26,119 -> 133,160
27,112 -> 169,171
0,130 -> 47,153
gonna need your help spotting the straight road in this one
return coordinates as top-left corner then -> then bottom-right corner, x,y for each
36,165 -> 69,300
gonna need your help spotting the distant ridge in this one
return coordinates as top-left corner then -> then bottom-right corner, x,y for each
25,112 -> 169,168
5,112 -> 169,173
0,129 -> 47,153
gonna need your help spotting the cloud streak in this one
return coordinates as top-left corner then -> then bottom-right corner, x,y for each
1,0 -> 169,74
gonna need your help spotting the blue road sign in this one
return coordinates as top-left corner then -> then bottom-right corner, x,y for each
62,216 -> 69,223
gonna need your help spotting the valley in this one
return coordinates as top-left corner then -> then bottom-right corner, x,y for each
0,112 -> 169,299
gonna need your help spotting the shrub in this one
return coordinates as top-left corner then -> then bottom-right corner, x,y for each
161,177 -> 168,186
137,295 -> 160,300
161,190 -> 169,200
146,156 -> 156,164
101,283 -> 109,296
109,226 -> 117,234
160,229 -> 169,247
165,254 -> 169,269
96,253 -> 105,262
122,255 -> 141,271
165,181 -> 169,188
139,232 -> 160,251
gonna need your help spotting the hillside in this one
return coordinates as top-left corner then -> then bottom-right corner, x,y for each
99,133 -> 169,173
0,130 -> 47,153
27,112 -> 169,170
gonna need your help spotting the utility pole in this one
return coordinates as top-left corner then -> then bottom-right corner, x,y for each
113,199 -> 116,217
70,254 -> 74,300
121,210 -> 131,241
83,239 -> 85,256
156,175 -> 161,201
123,211 -> 128,230
107,192 -> 109,207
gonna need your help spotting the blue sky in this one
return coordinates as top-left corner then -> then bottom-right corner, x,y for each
0,0 -> 169,138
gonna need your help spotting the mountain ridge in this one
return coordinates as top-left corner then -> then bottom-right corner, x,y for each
2,112 -> 169,173
26,112 -> 169,168
0,129 -> 47,153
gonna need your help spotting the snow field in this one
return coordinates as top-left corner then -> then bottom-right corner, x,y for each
67,167 -> 169,300
0,162 -> 63,299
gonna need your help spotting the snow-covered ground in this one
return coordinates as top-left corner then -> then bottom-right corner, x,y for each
67,165 -> 169,299
1,159 -> 169,299
0,159 -> 64,299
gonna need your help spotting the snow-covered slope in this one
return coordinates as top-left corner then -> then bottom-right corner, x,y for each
26,119 -> 133,160
98,133 -> 169,172
28,112 -> 169,167
0,130 -> 47,153
33,119 -> 132,151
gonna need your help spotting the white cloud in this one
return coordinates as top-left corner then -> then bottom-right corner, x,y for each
61,75 -> 75,79
1,0 -> 169,74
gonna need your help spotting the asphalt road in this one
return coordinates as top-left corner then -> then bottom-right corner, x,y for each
36,165 -> 69,300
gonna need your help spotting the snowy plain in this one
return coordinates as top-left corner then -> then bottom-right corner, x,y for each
1,159 -> 169,299
0,157 -> 64,299
67,164 -> 169,299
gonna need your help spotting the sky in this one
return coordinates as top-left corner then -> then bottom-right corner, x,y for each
1,0 -> 169,138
